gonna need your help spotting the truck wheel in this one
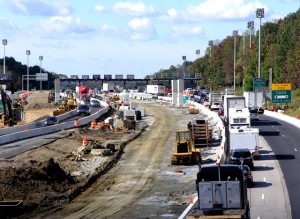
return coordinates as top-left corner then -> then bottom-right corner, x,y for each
171,155 -> 179,165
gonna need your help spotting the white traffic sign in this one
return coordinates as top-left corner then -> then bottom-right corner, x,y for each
36,73 -> 48,81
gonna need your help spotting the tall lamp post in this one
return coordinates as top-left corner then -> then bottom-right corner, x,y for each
247,21 -> 254,48
26,50 -> 31,91
256,8 -> 264,78
196,49 -> 200,58
2,39 -> 7,75
233,30 -> 238,91
182,55 -> 186,78
39,56 -> 43,90
208,40 -> 213,57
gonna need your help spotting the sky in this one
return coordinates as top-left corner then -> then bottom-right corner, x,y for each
0,0 -> 299,79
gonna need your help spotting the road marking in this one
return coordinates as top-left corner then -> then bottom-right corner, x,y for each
263,164 -> 266,168
257,217 -> 261,219
295,148 -> 297,152
263,177 -> 266,182
262,194 -> 265,199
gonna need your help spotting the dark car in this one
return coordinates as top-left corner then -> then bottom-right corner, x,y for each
230,148 -> 254,169
90,99 -> 100,107
45,116 -> 59,126
77,104 -> 91,116
240,165 -> 253,188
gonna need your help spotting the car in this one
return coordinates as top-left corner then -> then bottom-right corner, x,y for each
77,104 -> 91,116
210,102 -> 222,111
240,165 -> 253,188
230,148 -> 254,169
45,116 -> 59,126
90,99 -> 100,107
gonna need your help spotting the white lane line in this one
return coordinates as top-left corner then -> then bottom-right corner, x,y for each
263,177 -> 266,182
263,164 -> 266,168
262,194 -> 265,199
295,148 -> 298,152
257,217 -> 261,219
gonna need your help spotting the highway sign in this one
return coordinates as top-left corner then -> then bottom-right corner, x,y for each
271,90 -> 291,103
253,78 -> 266,91
272,83 -> 291,90
36,73 -> 48,81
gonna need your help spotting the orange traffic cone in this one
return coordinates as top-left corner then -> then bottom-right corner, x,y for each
82,138 -> 88,146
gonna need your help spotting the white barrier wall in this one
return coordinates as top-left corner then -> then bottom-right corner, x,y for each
0,107 -> 109,146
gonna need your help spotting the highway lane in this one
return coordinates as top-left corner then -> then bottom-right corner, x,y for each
252,115 -> 298,218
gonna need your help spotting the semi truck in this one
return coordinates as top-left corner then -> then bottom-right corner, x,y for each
243,91 -> 264,120
187,164 -> 250,219
208,92 -> 223,106
146,85 -> 165,95
223,95 -> 246,125
229,127 -> 260,158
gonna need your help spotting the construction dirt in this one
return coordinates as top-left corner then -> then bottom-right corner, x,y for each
0,91 -> 220,219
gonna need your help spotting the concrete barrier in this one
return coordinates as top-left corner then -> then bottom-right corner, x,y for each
0,107 -> 109,146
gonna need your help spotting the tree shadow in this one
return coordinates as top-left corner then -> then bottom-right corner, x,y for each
259,131 -> 280,136
259,154 -> 295,161
252,165 -> 274,171
252,181 -> 272,188
259,150 -> 273,155
252,120 -> 281,126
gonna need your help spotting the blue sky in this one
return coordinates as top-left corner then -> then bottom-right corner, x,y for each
0,0 -> 299,79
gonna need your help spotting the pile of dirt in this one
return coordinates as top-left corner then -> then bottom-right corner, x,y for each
0,158 -> 77,218
24,102 -> 56,110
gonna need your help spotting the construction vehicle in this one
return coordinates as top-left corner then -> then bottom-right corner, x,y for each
53,99 -> 69,116
171,129 -> 201,165
0,88 -> 24,127
67,90 -> 77,110
187,164 -> 250,219
48,90 -> 55,103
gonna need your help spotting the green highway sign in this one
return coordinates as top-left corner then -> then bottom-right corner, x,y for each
253,78 -> 266,91
271,90 -> 291,103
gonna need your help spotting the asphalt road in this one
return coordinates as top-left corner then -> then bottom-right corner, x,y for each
252,115 -> 297,219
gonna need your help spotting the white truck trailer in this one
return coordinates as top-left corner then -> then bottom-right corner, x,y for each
229,128 -> 259,158
146,85 -> 165,95
243,91 -> 264,120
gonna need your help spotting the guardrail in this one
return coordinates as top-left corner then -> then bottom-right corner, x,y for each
0,106 -> 109,146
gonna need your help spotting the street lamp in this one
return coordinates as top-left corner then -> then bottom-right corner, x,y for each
247,21 -> 254,48
26,50 -> 31,91
2,39 -> 7,75
39,56 -> 43,90
233,30 -> 238,91
208,40 -> 213,57
182,56 -> 186,78
256,8 -> 264,78
196,49 -> 200,58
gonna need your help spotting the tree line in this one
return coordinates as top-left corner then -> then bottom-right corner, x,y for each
150,8 -> 300,91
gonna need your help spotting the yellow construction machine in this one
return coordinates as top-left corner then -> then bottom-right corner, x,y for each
171,130 -> 201,165
67,90 -> 77,110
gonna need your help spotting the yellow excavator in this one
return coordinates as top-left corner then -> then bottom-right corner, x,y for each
171,130 -> 201,165
67,90 -> 76,110
0,87 -> 25,127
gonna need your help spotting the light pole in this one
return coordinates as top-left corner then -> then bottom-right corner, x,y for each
233,30 -> 238,91
256,8 -> 264,78
26,50 -> 30,91
182,56 -> 186,78
208,40 -> 213,57
2,39 -> 7,75
247,21 -> 254,48
196,49 -> 200,58
39,56 -> 43,90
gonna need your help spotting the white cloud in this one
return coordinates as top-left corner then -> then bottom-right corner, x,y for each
160,0 -> 268,22
171,25 -> 204,38
111,1 -> 156,16
38,16 -> 95,37
94,5 -> 108,12
0,0 -> 72,16
0,17 -> 20,35
127,18 -> 157,40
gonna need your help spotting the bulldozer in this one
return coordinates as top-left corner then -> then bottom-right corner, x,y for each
53,99 -> 69,116
67,90 -> 77,110
171,130 -> 201,165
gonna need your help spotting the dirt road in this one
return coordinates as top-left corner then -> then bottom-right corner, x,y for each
43,103 -> 179,218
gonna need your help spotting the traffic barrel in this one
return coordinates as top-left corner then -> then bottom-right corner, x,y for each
91,120 -> 96,129
82,138 -> 88,146
295,115 -> 299,119
74,120 -> 79,128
